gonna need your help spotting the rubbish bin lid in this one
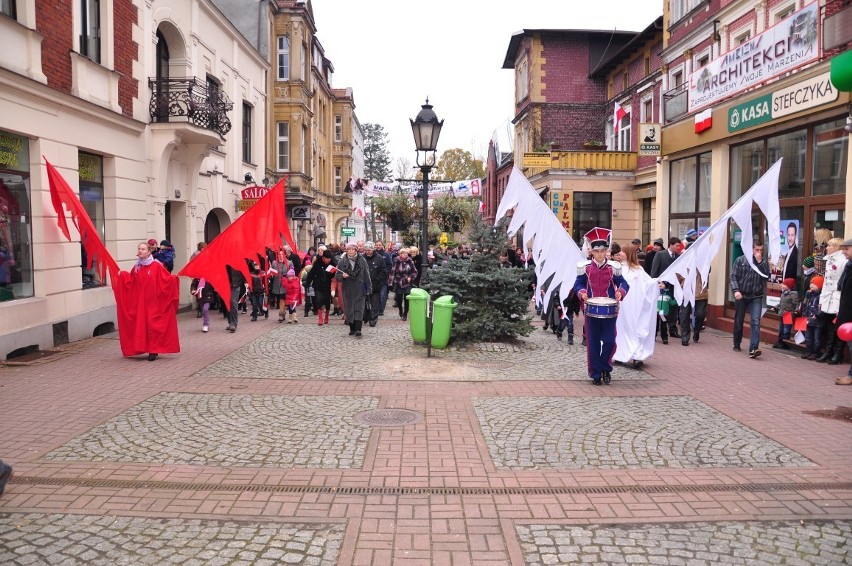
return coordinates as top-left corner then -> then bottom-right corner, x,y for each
409,288 -> 429,297
434,295 -> 456,306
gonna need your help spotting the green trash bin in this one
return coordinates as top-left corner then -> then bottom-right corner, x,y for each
431,295 -> 457,349
406,288 -> 429,343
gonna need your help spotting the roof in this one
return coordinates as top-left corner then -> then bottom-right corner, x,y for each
589,16 -> 664,78
502,28 -> 639,69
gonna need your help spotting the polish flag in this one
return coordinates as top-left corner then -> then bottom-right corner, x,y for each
694,108 -> 713,133
613,101 -> 627,133
478,200 -> 486,213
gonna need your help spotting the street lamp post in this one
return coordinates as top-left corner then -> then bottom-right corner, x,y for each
410,99 -> 443,358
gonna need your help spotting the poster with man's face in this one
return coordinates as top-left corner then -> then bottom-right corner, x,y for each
767,219 -> 800,306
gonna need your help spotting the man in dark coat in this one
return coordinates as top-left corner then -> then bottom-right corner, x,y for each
363,242 -> 388,327
834,239 -> 852,385
650,236 -> 682,341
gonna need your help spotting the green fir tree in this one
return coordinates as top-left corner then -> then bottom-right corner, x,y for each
424,216 -> 534,343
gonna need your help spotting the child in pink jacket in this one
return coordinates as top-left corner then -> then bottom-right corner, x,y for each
283,269 -> 303,323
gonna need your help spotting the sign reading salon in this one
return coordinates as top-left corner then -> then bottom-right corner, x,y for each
727,72 -> 839,132
689,2 -> 819,112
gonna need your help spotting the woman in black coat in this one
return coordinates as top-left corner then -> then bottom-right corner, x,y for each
305,250 -> 335,325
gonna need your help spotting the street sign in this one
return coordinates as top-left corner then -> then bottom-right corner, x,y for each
341,227 -> 356,237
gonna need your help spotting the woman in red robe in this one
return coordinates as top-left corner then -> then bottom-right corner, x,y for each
113,242 -> 180,360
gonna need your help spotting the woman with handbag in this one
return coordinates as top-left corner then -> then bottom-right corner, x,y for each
388,248 -> 418,321
336,242 -> 371,336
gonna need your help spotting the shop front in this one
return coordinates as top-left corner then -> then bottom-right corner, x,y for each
660,62 -> 851,336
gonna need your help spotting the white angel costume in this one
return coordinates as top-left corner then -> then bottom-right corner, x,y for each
614,262 -> 657,364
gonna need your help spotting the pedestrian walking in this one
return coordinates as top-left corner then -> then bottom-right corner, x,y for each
363,242 -> 388,327
336,242 -> 371,337
730,240 -> 770,358
388,247 -> 417,321
283,268 -> 302,323
305,250 -> 335,325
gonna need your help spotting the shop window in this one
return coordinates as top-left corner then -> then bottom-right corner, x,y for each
641,198 -> 652,248
812,119 -> 848,196
78,152 -> 105,289
669,152 -> 711,239
0,130 -> 33,301
572,192 -> 612,244
768,129 -> 807,199
730,140 -> 764,201
1,0 -> 16,19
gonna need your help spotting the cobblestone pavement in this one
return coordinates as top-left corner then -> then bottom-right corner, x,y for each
44,394 -> 377,468
516,520 -> 852,565
474,396 -> 814,470
194,314 -> 651,382
1,307 -> 851,565
0,513 -> 344,565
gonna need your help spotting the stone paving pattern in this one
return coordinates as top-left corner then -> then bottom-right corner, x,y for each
0,513 -> 344,565
516,520 -> 852,565
194,316 -> 651,382
1,309 -> 851,564
44,394 -> 377,468
474,396 -> 814,470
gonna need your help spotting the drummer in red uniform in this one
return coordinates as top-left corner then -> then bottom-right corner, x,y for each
573,227 -> 629,385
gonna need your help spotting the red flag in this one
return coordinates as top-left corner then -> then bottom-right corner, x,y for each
44,157 -> 119,283
613,101 -> 627,134
179,177 -> 294,306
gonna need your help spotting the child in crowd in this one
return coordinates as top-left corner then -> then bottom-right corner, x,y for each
283,268 -> 302,323
301,263 -> 316,317
248,261 -> 268,321
772,278 -> 799,350
801,275 -> 824,360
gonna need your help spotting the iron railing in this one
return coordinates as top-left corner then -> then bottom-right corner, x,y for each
663,82 -> 689,123
148,77 -> 233,136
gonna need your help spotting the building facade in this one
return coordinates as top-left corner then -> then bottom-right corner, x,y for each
502,28 -> 647,244
0,0 -> 268,359
659,0 -> 851,337
268,0 -> 363,250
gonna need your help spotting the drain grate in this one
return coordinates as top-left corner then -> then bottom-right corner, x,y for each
10,476 -> 852,496
354,408 -> 423,427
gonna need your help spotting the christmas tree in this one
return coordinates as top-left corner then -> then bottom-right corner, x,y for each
424,216 -> 534,343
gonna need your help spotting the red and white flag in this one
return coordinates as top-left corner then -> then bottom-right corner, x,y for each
613,102 -> 627,133
694,108 -> 713,133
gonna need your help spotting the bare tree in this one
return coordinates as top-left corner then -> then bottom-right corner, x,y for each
395,156 -> 414,180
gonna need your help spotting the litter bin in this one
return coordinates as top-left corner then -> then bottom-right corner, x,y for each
431,295 -> 457,349
406,288 -> 429,343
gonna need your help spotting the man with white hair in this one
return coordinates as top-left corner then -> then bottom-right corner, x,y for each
283,244 -> 302,275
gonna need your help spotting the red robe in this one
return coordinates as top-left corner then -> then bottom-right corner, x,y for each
113,260 -> 180,356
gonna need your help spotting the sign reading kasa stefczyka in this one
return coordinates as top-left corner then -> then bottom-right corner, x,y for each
727,72 -> 838,133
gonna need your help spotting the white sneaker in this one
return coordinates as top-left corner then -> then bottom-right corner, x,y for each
202,325 -> 209,332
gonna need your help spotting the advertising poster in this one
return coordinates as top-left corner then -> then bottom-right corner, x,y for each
767,219 -> 800,307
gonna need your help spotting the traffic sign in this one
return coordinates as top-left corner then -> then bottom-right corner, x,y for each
341,227 -> 356,236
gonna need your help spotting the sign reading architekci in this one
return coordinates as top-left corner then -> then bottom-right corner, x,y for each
689,2 -> 819,112
727,72 -> 839,132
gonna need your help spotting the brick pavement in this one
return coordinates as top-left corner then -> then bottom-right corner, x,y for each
0,308 -> 850,564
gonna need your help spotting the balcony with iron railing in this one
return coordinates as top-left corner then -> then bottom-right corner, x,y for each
148,77 -> 233,138
663,82 -> 689,124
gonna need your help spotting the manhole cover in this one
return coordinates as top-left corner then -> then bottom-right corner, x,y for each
803,407 -> 852,424
354,408 -> 423,427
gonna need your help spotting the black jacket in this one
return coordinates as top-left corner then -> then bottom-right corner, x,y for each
835,262 -> 852,326
650,248 -> 676,278
730,254 -> 770,299
364,251 -> 388,293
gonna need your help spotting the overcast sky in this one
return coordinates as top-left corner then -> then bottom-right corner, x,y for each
311,0 -> 662,175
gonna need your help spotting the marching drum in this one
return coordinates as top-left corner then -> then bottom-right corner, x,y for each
584,296 -> 619,319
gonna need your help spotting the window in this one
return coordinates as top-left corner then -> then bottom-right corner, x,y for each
242,102 -> 252,163
671,0 -> 700,22
618,111 -> 631,151
644,57 -> 651,76
669,153 -> 711,238
572,192 -> 612,243
78,152 -> 105,289
1,0 -> 17,19
768,129 -> 807,199
813,119 -> 849,196
276,36 -> 289,80
334,115 -> 342,142
0,130 -> 33,301
641,98 -> 653,122
774,5 -> 795,23
697,55 -> 709,68
276,122 -> 289,171
622,72 -> 629,91
735,31 -> 751,46
301,125 -> 307,172
334,167 -> 342,195
80,0 -> 101,63
641,198 -> 652,250
673,70 -> 683,88
516,57 -> 529,102
300,43 -> 307,81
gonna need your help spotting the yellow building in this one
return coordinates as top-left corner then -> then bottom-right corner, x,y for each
267,0 -> 363,249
